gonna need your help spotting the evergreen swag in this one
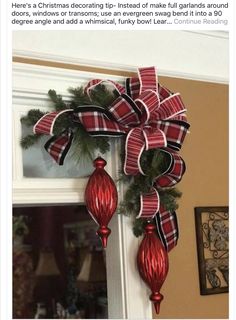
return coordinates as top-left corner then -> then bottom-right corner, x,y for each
21,85 -> 182,237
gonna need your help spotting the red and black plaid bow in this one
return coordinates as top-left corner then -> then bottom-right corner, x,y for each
34,67 -> 190,251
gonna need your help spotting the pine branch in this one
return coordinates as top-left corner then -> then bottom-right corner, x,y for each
20,134 -> 42,149
118,147 -> 182,237
89,84 -> 118,108
19,83 -> 184,240
93,136 -> 110,154
48,90 -> 67,111
133,218 -> 147,237
52,114 -> 74,136
159,188 -> 182,212
21,109 -> 46,127
70,125 -> 110,164
69,84 -> 118,109
68,87 -> 91,107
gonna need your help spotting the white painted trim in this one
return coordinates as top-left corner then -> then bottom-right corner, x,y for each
110,141 -> 152,319
12,64 -> 153,319
13,62 -> 126,101
13,49 -> 229,84
184,30 -> 229,39
13,181 -> 86,204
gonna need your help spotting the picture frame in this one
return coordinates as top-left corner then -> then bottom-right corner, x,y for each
194,206 -> 229,295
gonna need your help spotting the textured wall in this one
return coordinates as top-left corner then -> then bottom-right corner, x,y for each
154,77 -> 229,319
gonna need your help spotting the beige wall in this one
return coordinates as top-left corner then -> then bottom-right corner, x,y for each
154,77 -> 229,319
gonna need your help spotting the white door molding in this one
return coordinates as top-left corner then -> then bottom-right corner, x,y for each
12,30 -> 229,84
12,62 -> 153,319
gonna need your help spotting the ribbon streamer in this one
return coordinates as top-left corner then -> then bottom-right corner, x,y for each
33,66 -> 190,251
155,206 -> 179,252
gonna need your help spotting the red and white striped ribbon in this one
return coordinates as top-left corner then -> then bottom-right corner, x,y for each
32,67 -> 190,241
137,188 -> 160,219
155,150 -> 186,188
84,79 -> 126,98
138,66 -> 158,94
155,205 -> 179,252
33,109 -> 72,135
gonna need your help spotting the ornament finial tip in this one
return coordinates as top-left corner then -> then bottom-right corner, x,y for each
93,157 -> 107,169
150,292 -> 163,314
153,301 -> 161,314
97,226 -> 111,248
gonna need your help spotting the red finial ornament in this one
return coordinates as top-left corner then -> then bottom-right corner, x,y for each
137,223 -> 169,314
85,157 -> 118,248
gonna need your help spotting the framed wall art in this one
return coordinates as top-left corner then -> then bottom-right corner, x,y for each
194,206 -> 229,295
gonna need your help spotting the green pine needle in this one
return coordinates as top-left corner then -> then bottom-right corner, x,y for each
20,84 -> 184,239
68,87 -> 91,107
70,125 -> 110,164
133,218 -> 147,237
20,134 -> 42,149
89,84 -> 118,108
21,109 -> 47,127
48,90 -> 67,111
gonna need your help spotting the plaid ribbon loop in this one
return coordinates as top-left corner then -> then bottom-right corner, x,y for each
155,205 -> 179,252
155,149 -> 186,188
122,67 -> 188,177
33,67 -> 190,251
123,67 -> 189,251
